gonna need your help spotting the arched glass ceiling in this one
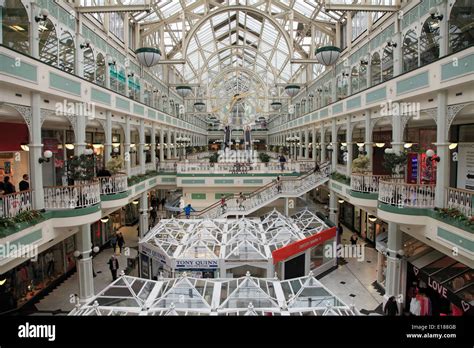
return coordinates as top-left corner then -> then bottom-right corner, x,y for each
124,0 -> 341,84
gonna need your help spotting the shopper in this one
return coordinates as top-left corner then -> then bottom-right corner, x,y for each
384,296 -> 399,316
313,162 -> 320,173
3,177 -> 15,194
150,207 -> 157,227
107,255 -> 119,281
19,174 -> 29,191
110,233 -> 117,253
350,232 -> 358,247
220,194 -> 227,214
276,176 -> 282,193
279,155 -> 286,171
238,192 -> 246,210
117,232 -> 125,254
184,204 -> 195,219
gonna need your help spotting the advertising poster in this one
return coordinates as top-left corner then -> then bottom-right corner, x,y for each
457,143 -> 474,190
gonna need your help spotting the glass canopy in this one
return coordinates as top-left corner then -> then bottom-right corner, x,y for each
69,273 -> 358,316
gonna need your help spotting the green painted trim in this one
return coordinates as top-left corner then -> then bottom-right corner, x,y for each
332,103 -> 343,114
161,177 -> 177,183
135,47 -> 161,55
315,46 -> 341,53
396,71 -> 429,95
148,109 -> 157,119
134,104 -> 145,115
331,182 -> 343,191
366,87 -> 387,104
177,173 -> 298,177
100,192 -> 128,201
116,97 -> 130,111
0,53 -> 37,82
191,193 -> 206,200
8,229 -> 42,248
346,96 -> 361,110
377,203 -> 431,216
49,72 -> 81,96
149,178 -> 157,185
134,183 -> 146,192
214,179 -> 235,184
182,179 -> 206,184
350,191 -> 378,200
243,179 -> 264,184
51,204 -> 100,218
441,54 -> 474,81
437,227 -> 474,252
91,88 -> 111,105
320,108 -> 329,118
215,193 -> 234,199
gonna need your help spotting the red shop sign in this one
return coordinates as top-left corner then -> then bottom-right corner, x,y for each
272,227 -> 336,264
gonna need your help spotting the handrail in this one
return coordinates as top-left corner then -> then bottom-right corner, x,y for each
0,190 -> 34,218
350,173 -> 390,193
446,187 -> 473,217
378,179 -> 436,208
44,181 -> 101,210
97,174 -> 128,195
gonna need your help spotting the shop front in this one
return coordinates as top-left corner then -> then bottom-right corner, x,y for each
0,236 -> 76,313
407,249 -> 473,316
174,259 -> 220,278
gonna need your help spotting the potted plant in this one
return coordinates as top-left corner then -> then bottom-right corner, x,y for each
68,154 -> 95,183
106,157 -> 124,175
258,152 -> 271,166
383,151 -> 407,176
352,155 -> 370,173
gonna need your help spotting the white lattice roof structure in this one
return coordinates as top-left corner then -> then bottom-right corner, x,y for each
69,272 -> 358,316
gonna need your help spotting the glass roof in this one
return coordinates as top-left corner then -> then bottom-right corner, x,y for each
69,273 -> 357,316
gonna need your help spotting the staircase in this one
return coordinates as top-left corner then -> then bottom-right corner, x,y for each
187,163 -> 331,219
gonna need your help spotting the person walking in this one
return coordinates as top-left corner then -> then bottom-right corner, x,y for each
107,255 -> 119,281
110,233 -> 117,254
184,204 -> 195,219
313,162 -> 320,173
350,232 -> 358,250
276,176 -> 282,193
19,174 -> 30,191
220,194 -> 227,214
279,155 -> 286,171
2,177 -> 15,194
384,296 -> 399,316
238,192 -> 246,210
150,207 -> 157,227
116,232 -> 125,254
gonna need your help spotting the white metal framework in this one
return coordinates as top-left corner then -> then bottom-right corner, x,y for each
69,272 -> 358,316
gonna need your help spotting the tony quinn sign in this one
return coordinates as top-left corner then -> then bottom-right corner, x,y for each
175,259 -> 219,269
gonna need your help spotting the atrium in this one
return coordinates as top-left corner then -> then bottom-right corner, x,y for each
0,0 -> 472,343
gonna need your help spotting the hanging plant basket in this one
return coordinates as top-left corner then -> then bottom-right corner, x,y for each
194,102 -> 206,112
135,47 -> 161,67
315,46 -> 341,66
176,86 -> 192,98
271,101 -> 282,110
285,85 -> 301,97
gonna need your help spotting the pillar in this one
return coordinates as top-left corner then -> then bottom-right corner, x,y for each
139,192 -> 149,238
172,130 -> 177,159
304,129 -> 309,159
76,224 -> 94,303
104,111 -> 112,165
124,117 -> 131,176
435,91 -> 449,208
298,130 -> 302,159
346,118 -> 353,177
329,190 -> 338,224
312,128 -> 317,162
331,119 -> 338,170
29,93 -> 45,210
284,197 -> 289,216
365,113 -> 373,172
384,222 -> 403,311
320,125 -> 327,163
139,120 -> 145,174
151,126 -> 157,170
75,111 -> 87,156
159,129 -> 165,162
166,129 -> 172,160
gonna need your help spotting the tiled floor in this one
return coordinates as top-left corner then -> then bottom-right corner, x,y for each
34,225 -> 140,314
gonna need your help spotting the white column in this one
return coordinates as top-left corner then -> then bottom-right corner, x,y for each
346,118 -> 353,177
331,119 -> 338,170
124,118 -> 131,176
365,113 -> 373,172
29,93 -> 44,210
139,120 -> 146,174
75,111 -> 87,156
435,91 -> 449,208
393,15 -> 402,77
384,222 -> 403,313
151,126 -> 157,170
392,109 -> 403,154
159,129 -> 165,162
139,192 -> 149,238
298,130 -> 302,159
166,129 -> 172,160
76,224 -> 94,303
304,129 -> 309,159
312,128 -> 317,162
329,190 -> 338,224
75,14 -> 84,78
29,4 -> 39,59
104,111 -> 112,165
172,130 -> 177,159
320,125 -> 326,163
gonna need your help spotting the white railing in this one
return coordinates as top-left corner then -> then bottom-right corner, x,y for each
129,166 -> 143,176
44,181 -> 101,210
0,190 -> 33,218
187,152 -> 210,160
378,179 -> 435,208
446,187 -> 473,217
351,173 -> 390,194
98,175 -> 128,195
158,162 -> 177,172
176,161 -> 303,174
189,163 -> 331,219
145,163 -> 156,172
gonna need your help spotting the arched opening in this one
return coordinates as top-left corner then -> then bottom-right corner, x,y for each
420,17 -> 441,66
403,30 -> 418,72
83,47 -> 95,82
371,118 -> 393,176
371,52 -> 382,86
351,66 -> 359,94
1,0 -> 30,54
38,19 -> 58,66
336,75 -> 348,100
359,63 -> 368,90
96,53 -> 106,87
381,46 -> 394,82
59,31 -> 75,74
449,0 -> 474,53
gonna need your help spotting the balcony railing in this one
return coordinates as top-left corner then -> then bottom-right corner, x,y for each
98,175 -> 128,195
44,182 -> 101,210
446,187 -> 473,218
145,163 -> 156,172
158,162 -> 177,172
176,161 -> 303,174
351,173 -> 390,194
0,190 -> 33,218
129,166 -> 143,177
378,178 -> 435,209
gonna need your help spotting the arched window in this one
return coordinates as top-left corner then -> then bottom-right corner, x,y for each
420,18 -> 441,66
351,66 -> 359,94
403,30 -> 418,72
1,0 -> 30,54
83,48 -> 95,82
382,46 -> 393,81
96,53 -> 106,86
38,19 -> 57,66
449,0 -> 474,53
337,75 -> 348,100
359,64 -> 368,90
59,32 -> 75,73
371,52 -> 381,86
